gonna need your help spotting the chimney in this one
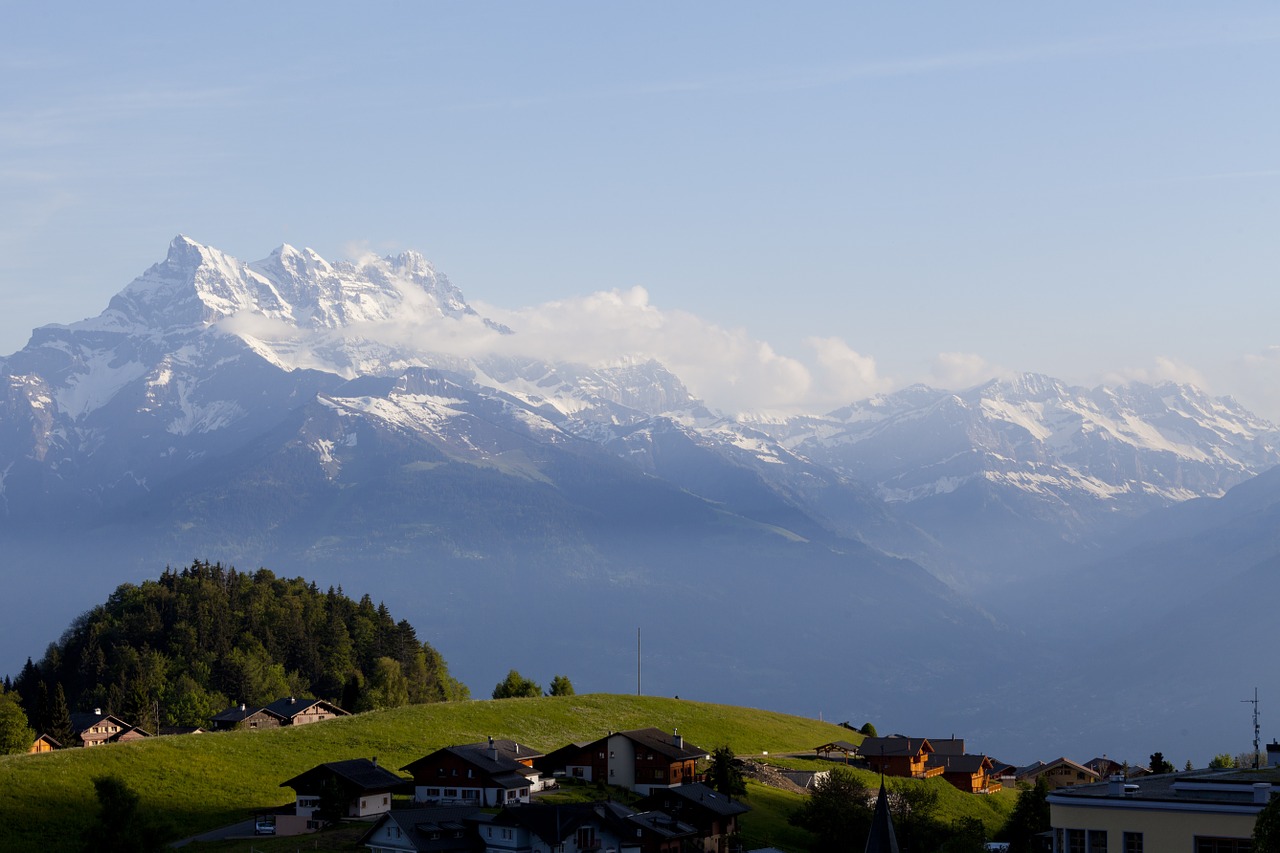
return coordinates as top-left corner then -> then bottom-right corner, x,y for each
1108,775 -> 1125,796
673,729 -> 683,748
372,756 -> 378,767
488,736 -> 498,760
94,708 -> 102,716
1256,783 -> 1272,805
1267,741 -> 1280,768
289,696 -> 296,705
240,703 -> 246,712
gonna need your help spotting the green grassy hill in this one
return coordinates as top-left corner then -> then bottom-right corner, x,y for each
0,693 -> 1013,852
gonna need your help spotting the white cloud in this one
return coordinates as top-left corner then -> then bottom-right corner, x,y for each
478,288 -> 816,413
1214,346 -> 1280,423
1102,356 -> 1208,389
929,352 -> 1009,389
805,336 -> 891,404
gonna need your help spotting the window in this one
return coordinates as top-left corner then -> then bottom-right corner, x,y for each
426,788 -> 440,796
382,796 -> 388,805
1195,839 -> 1253,853
444,789 -> 457,797
577,827 -> 597,850
1067,829 -> 1085,853
1089,831 -> 1107,853
1123,833 -> 1143,853
462,789 -> 478,800
654,769 -> 665,780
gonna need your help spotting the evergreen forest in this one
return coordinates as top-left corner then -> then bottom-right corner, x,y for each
9,560 -> 467,739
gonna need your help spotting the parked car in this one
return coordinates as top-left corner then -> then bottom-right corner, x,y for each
254,816 -> 276,836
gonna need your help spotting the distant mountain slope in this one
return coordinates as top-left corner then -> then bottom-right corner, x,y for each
752,375 -> 1280,585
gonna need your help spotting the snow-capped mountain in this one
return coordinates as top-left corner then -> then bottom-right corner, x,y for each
6,235 -> 1280,763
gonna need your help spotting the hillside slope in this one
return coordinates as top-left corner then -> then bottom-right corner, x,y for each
0,694 -> 851,852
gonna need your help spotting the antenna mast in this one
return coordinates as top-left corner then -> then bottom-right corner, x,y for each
637,627 -> 642,696
1243,687 -> 1261,769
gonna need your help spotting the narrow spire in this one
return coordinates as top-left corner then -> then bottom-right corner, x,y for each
864,778 -> 900,853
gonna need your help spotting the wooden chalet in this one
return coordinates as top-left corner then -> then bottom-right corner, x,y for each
210,696 -> 348,731
1013,757 -> 1100,790
68,710 -> 149,747
928,753 -> 1001,794
858,736 -> 942,779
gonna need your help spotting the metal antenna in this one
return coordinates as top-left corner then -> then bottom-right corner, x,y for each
1243,687 -> 1261,769
637,627 -> 642,696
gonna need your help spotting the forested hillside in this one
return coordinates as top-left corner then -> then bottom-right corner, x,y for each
9,561 -> 466,737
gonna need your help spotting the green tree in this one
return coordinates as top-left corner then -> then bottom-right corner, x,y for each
708,745 -> 746,797
491,669 -> 541,699
47,682 -> 75,748
365,657 -> 410,710
859,722 -> 878,737
1149,752 -> 1175,774
0,688 -> 35,754
1002,777 -> 1050,853
82,774 -> 165,853
890,778 -> 941,851
1255,792 -> 1280,853
789,767 -> 872,851
548,674 -> 575,697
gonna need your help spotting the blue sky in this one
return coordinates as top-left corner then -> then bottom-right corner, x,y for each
4,2 -> 1279,415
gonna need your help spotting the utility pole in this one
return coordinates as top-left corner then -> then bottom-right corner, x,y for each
637,628 -> 642,696
1243,687 -> 1261,769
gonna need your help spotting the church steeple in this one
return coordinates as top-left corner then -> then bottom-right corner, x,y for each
865,778 -> 900,853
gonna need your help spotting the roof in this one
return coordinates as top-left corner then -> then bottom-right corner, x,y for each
492,802 -> 627,846
281,758 -> 410,794
357,806 -> 485,851
210,704 -> 284,724
639,782 -> 751,818
1014,756 -> 1097,781
626,810 -> 697,840
928,738 -> 966,756
815,740 -> 860,753
609,728 -> 708,761
1047,767 -> 1280,811
261,696 -> 348,721
929,754 -> 994,774
69,711 -> 132,733
402,741 -> 542,780
859,736 -> 933,759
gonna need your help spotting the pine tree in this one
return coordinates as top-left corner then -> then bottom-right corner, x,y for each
48,683 -> 74,748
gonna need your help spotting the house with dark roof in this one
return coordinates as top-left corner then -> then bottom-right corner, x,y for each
553,728 -> 708,794
638,782 -> 751,853
359,805 -> 485,853
401,738 -> 544,807
483,801 -> 696,853
68,709 -> 149,747
1048,766 -> 1279,851
858,737 -> 942,780
926,752 -> 1001,794
210,696 -> 348,731
281,757 -> 412,819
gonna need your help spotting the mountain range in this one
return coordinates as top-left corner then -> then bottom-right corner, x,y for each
3,235 -> 1277,764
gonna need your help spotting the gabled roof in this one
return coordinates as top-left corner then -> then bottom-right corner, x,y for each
626,809 -> 697,840
69,711 -> 132,734
859,736 -> 933,759
357,806 -> 485,852
639,782 -> 750,818
1014,757 -> 1098,781
261,696 -> 348,721
281,758 -> 410,794
604,728 -> 708,761
491,802 -> 621,846
928,738 -> 966,756
814,740 -> 860,753
929,754 -> 993,774
211,704 -> 286,724
401,741 -> 543,782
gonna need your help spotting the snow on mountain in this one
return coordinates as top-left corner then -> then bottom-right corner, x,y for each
761,373 -> 1280,509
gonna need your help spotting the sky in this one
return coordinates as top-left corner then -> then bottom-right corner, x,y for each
3,2 -> 1280,416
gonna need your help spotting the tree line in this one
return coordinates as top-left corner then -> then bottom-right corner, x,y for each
6,560 -> 468,742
